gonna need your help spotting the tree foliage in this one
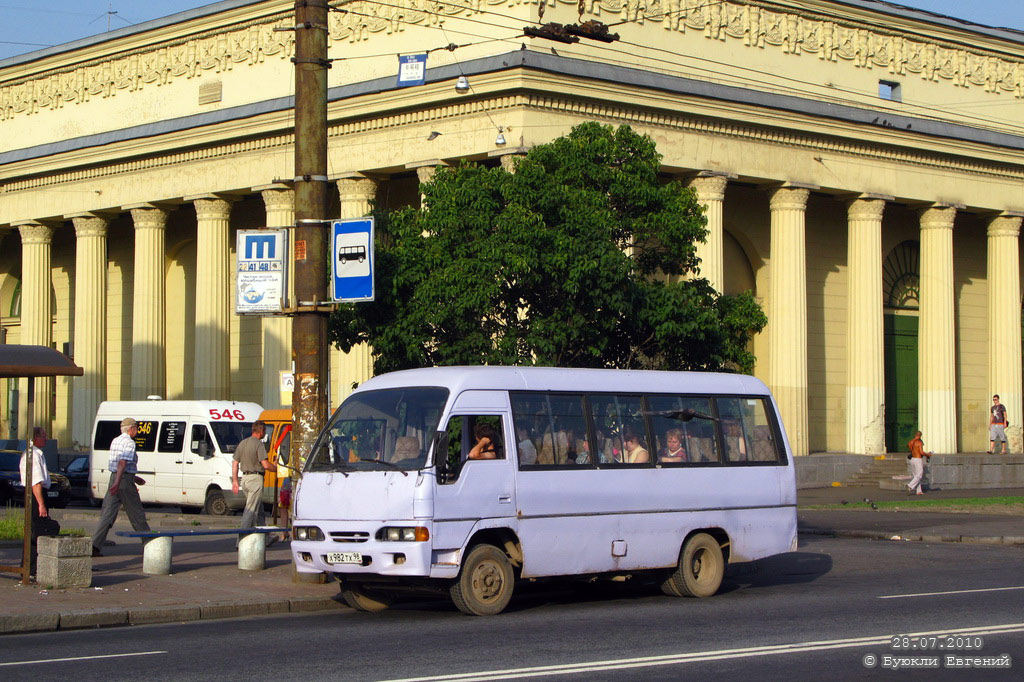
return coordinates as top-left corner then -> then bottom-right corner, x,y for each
329,122 -> 766,375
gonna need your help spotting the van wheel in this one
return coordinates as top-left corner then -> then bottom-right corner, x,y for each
661,532 -> 725,598
450,544 -> 514,616
204,489 -> 229,516
340,584 -> 392,612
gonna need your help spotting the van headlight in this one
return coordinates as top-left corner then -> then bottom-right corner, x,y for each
293,526 -> 324,541
379,526 -> 429,542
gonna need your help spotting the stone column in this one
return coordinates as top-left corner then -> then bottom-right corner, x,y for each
18,222 -> 54,429
918,206 -> 958,453
845,197 -> 887,455
71,214 -> 110,448
190,196 -> 234,400
129,205 -> 170,399
768,186 -> 811,456
987,213 -> 1024,453
689,173 -> 728,292
407,160 -> 448,208
258,184 -> 295,409
333,174 -> 380,405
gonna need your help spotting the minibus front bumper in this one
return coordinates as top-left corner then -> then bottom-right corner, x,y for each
290,520 -> 433,577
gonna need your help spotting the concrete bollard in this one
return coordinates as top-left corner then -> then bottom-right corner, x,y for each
237,532 -> 266,571
37,536 -> 92,588
142,536 -> 173,575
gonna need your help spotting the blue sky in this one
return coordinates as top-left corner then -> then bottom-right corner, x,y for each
0,1 -> 1023,61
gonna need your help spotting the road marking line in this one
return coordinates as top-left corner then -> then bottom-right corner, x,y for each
0,651 -> 167,667
378,623 -> 1024,682
878,585 -> 1024,599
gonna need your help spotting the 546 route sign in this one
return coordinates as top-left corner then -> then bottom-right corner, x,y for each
332,218 -> 374,302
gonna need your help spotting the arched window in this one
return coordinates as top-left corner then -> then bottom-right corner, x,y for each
883,241 -> 920,310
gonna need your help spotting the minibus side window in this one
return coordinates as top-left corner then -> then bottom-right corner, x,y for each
158,421 -> 186,453
93,421 -> 122,450
191,425 -> 216,457
589,395 -> 653,466
439,415 -> 505,484
510,393 -> 590,467
716,397 -> 780,463
646,395 -> 720,464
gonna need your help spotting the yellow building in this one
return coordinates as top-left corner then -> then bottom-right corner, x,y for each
2,0 -> 1023,456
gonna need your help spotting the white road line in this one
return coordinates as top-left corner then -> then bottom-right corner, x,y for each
378,623 -> 1024,682
0,651 -> 167,667
878,585 -> 1024,599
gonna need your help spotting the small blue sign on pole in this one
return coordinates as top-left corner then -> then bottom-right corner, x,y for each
332,218 -> 374,302
397,53 -> 427,87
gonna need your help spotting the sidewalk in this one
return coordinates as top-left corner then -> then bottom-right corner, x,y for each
797,485 -> 1024,547
0,512 -> 343,635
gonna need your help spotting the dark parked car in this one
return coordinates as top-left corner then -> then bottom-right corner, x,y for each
62,455 -> 92,502
0,450 -> 71,509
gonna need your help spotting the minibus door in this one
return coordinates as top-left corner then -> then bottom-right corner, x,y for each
432,408 -> 516,551
153,419 -> 188,507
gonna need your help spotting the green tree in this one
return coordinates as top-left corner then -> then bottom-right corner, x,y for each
329,122 -> 766,375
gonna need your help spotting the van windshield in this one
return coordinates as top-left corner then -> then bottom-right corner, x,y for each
210,422 -> 254,454
305,387 -> 448,472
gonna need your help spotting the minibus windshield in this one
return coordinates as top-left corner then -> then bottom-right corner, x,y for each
305,387 -> 448,472
211,422 -> 254,453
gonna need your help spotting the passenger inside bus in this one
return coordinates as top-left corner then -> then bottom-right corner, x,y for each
621,429 -> 650,463
662,428 -> 687,462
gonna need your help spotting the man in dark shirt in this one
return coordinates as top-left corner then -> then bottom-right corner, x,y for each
989,395 -> 1008,454
232,420 -> 271,529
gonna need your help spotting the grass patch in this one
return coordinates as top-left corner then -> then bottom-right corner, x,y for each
801,496 -> 1024,514
0,508 -> 86,540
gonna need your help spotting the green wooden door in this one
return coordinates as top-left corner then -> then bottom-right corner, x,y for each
884,314 -> 918,452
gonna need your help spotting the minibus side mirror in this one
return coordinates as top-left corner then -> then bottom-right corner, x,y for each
432,430 -> 449,480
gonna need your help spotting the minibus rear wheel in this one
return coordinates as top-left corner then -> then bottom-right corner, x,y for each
661,532 -> 724,598
450,544 -> 514,616
340,584 -> 392,612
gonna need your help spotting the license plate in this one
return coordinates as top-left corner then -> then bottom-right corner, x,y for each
326,551 -> 362,565
46,491 -> 59,498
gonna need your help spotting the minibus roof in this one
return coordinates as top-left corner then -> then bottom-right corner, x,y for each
354,366 -> 770,397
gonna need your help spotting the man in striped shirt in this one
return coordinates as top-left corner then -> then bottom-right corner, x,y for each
91,417 -> 151,557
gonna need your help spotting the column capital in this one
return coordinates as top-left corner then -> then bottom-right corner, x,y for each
919,205 -> 957,230
987,214 -> 1023,238
688,173 -> 729,200
72,215 -> 110,238
129,205 -> 170,231
847,197 -> 886,221
17,221 -> 54,244
769,185 -> 811,210
191,195 -> 236,220
337,175 -> 379,201
260,186 -> 295,211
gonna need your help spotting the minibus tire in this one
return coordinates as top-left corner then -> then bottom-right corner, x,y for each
340,585 -> 392,612
661,533 -> 724,598
204,488 -> 229,516
450,544 -> 514,616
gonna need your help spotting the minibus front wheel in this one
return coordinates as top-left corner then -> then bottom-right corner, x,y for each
340,583 -> 393,612
450,544 -> 515,616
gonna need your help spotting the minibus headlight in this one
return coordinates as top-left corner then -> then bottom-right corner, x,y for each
294,526 -> 324,541
379,526 -> 429,542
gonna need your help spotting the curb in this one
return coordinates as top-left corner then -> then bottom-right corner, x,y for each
800,528 -> 1024,546
0,595 -> 346,635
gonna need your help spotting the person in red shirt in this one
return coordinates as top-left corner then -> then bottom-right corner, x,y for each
988,394 -> 1008,454
907,431 -> 931,495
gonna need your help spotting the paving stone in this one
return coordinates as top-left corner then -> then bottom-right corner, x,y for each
129,605 -> 201,625
0,612 -> 59,634
60,608 -> 128,629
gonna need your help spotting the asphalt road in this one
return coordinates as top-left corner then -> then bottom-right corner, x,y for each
1,536 -> 1022,681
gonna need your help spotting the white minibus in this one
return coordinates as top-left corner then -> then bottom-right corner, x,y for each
288,367 -> 797,615
90,400 -> 264,514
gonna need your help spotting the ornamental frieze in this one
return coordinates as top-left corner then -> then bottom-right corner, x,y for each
2,0 -> 1024,123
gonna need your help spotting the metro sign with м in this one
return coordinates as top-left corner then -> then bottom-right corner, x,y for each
236,229 -> 288,314
332,218 -> 375,302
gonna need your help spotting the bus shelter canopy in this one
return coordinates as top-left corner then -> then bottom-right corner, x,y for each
0,344 -> 83,378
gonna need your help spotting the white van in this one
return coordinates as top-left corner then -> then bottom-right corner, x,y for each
90,400 -> 264,515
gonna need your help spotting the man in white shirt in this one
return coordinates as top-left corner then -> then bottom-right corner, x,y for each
19,427 -> 60,576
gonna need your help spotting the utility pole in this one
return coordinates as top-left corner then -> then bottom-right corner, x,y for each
291,0 -> 330,476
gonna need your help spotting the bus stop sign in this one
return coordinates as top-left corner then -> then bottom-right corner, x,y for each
331,218 -> 374,302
